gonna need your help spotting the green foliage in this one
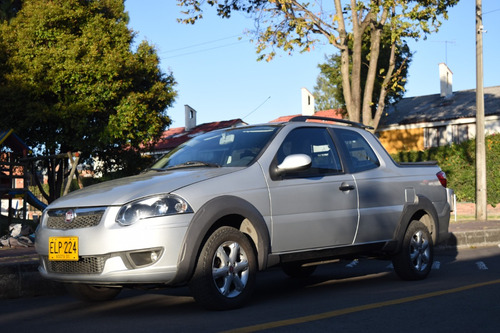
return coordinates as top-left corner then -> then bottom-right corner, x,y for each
392,134 -> 500,206
0,0 -> 176,157
178,0 -> 458,131
0,0 -> 176,202
314,27 -> 412,114
98,148 -> 155,179
0,0 -> 21,22
313,55 -> 344,112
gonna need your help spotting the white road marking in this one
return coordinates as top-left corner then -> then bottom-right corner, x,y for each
476,261 -> 488,270
386,261 -> 440,270
345,259 -> 359,268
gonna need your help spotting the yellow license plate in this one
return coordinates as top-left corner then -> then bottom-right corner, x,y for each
49,237 -> 79,261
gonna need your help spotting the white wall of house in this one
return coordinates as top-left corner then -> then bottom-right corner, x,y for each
422,115 -> 500,148
301,88 -> 315,116
379,115 -> 500,150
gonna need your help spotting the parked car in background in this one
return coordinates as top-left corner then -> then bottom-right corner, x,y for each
36,116 -> 453,310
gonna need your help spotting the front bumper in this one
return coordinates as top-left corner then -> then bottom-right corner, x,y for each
35,206 -> 191,285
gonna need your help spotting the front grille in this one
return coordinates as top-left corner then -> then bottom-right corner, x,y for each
47,208 -> 106,230
43,256 -> 106,274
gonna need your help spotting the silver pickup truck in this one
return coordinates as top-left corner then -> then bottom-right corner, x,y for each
35,116 -> 453,309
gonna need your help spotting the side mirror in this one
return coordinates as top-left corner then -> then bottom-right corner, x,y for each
276,154 -> 312,173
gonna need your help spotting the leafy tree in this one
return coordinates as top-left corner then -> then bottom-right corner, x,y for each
313,55 -> 344,112
0,0 -> 177,202
314,26 -> 412,115
178,0 -> 458,130
0,0 -> 21,22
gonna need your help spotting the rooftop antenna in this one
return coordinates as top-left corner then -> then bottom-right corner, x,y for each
431,40 -> 456,64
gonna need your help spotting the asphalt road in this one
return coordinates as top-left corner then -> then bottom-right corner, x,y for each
0,246 -> 499,333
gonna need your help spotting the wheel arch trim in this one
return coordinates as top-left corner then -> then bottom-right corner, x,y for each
171,195 -> 271,285
386,195 -> 439,253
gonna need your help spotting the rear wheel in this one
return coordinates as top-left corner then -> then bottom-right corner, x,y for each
65,283 -> 122,302
189,226 -> 257,310
392,220 -> 434,280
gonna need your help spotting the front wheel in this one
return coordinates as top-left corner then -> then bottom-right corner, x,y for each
392,220 -> 434,281
65,283 -> 122,302
189,226 -> 257,310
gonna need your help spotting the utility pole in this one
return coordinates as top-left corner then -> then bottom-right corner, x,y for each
475,0 -> 487,220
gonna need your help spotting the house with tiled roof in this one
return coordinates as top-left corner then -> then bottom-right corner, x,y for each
269,88 -> 343,123
149,89 -> 342,156
148,105 -> 247,156
270,109 -> 343,123
377,64 -> 500,154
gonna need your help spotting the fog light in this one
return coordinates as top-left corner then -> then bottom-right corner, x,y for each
128,248 -> 162,268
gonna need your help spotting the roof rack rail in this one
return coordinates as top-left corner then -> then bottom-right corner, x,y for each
289,116 -> 374,130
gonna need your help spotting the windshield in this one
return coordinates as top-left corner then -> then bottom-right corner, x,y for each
151,126 -> 279,170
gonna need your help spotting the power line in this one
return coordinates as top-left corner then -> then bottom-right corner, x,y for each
483,8 -> 500,15
160,34 -> 245,59
162,34 -> 242,53
162,40 -> 244,59
242,96 -> 271,120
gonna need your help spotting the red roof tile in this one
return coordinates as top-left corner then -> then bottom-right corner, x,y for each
269,109 -> 343,123
151,119 -> 246,152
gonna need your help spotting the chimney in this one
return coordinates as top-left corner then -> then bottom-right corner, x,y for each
184,105 -> 197,131
439,63 -> 453,98
301,88 -> 315,116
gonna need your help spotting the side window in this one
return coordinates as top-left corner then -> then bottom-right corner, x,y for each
336,129 -> 379,173
276,127 -> 342,177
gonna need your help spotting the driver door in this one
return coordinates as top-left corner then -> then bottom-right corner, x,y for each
268,127 -> 359,253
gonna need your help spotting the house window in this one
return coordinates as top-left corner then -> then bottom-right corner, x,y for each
424,126 -> 447,148
452,124 -> 469,144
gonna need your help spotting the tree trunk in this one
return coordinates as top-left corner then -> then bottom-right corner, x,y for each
334,0 -> 356,121
373,41 -> 398,131
362,25 -> 382,127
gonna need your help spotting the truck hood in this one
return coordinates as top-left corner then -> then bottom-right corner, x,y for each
48,168 -> 240,209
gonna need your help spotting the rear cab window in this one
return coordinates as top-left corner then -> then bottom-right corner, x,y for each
334,128 -> 380,173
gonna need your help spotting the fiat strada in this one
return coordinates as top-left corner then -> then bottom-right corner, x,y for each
35,116 -> 453,309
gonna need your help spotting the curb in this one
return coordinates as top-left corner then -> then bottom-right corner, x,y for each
0,259 -> 65,299
1,227 -> 500,300
439,229 -> 500,249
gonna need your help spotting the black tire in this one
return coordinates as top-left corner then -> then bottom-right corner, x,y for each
392,220 -> 434,281
65,283 -> 122,302
189,226 -> 257,310
282,262 -> 317,278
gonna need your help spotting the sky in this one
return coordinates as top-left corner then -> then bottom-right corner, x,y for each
124,0 -> 500,128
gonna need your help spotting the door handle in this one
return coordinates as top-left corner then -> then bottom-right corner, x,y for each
339,182 -> 355,191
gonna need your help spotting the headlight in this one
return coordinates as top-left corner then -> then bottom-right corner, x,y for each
116,195 -> 193,226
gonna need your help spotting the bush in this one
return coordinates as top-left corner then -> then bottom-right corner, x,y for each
79,150 -> 156,188
391,133 -> 500,206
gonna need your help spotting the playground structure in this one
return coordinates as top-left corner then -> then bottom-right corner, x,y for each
2,129 -> 84,236
1,129 -> 47,230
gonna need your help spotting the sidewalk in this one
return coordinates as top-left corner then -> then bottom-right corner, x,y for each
0,246 -> 64,299
1,218 -> 500,299
443,219 -> 500,248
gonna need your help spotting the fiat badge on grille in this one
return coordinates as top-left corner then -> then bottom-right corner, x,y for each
65,209 -> 76,223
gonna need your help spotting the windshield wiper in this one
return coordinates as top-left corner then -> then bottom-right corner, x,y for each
166,161 -> 221,170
